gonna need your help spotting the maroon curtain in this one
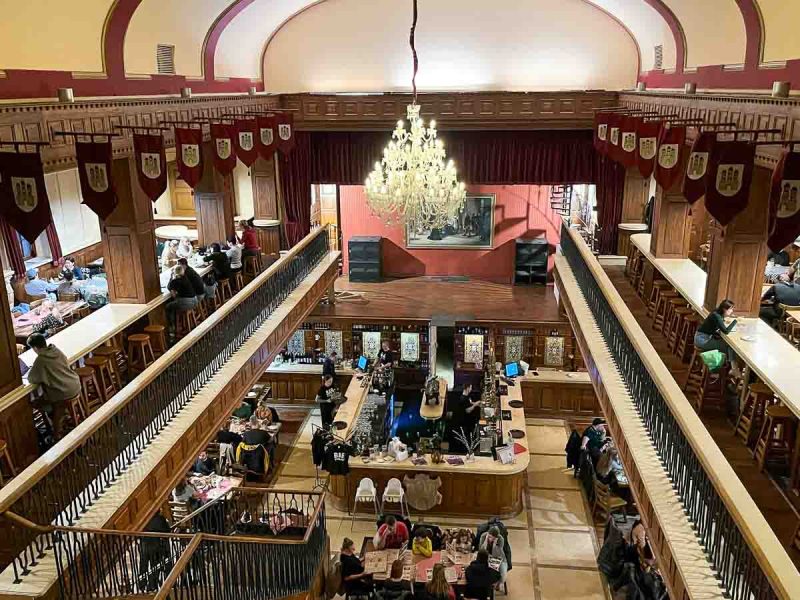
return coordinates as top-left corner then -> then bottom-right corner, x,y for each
280,132 -> 313,247
0,216 -> 25,276
594,154 -> 626,254
45,223 -> 63,265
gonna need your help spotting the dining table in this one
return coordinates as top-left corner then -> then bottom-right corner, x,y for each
188,474 -> 242,503
12,300 -> 87,341
360,539 -> 474,585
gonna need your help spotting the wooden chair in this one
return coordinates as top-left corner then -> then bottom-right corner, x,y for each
792,523 -> 800,552
168,500 -> 191,526
58,292 -> 81,302
592,479 -> 627,521
0,439 -> 17,486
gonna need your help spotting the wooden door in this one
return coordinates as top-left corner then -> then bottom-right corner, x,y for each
169,164 -> 195,217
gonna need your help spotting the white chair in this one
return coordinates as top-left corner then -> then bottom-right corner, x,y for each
351,477 -> 380,526
381,477 -> 411,519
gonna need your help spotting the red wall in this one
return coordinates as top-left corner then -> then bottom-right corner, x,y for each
339,184 -> 562,284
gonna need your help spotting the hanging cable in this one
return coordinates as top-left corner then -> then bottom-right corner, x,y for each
409,0 -> 419,103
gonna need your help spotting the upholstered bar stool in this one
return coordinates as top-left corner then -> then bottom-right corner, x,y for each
219,278 -> 233,302
754,405 -> 797,472
76,366 -> 105,414
84,355 -> 118,401
0,439 -> 17,486
128,333 -> 156,375
143,325 -> 167,359
734,382 -> 774,448
646,280 -> 671,318
653,290 -> 679,332
92,345 -> 125,389
175,308 -> 199,340
675,313 -> 699,362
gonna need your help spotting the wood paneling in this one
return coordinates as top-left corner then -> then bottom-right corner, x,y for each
0,276 -> 21,398
650,186 -> 692,259
256,225 -> 281,256
252,156 -> 279,220
260,371 -> 352,404
521,379 -> 598,419
195,193 -> 227,247
284,91 -> 618,131
621,168 -> 648,223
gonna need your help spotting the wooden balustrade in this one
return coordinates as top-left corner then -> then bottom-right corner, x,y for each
555,223 -> 800,600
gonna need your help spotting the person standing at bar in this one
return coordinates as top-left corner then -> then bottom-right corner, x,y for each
323,350 -> 337,379
315,374 -> 337,428
377,340 -> 395,370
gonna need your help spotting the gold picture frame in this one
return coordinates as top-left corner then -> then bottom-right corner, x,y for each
405,193 -> 496,249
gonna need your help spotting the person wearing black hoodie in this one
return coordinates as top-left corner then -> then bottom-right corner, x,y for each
465,549 -> 497,600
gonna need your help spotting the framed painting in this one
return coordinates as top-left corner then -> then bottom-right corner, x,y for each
406,194 -> 495,249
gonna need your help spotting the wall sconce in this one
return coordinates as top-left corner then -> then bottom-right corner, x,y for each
180,87 -> 192,99
772,81 -> 790,98
684,82 -> 697,95
57,88 -> 75,103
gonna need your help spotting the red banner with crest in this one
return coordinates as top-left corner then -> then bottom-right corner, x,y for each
174,128 -> 204,189
618,115 -> 640,168
133,133 -> 167,202
275,112 -> 296,155
705,138 -> 756,226
0,151 -> 54,243
257,114 -> 278,160
768,146 -> 800,252
594,112 -> 609,154
233,119 -> 259,166
76,141 -> 117,219
653,125 -> 686,191
606,113 -> 622,163
682,131 -> 714,204
636,120 -> 660,178
210,123 -> 236,176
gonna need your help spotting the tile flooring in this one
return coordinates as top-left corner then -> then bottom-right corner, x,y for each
270,409 -> 608,600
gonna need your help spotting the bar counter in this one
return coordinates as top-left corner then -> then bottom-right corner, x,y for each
327,372 -> 530,518
261,361 -> 355,404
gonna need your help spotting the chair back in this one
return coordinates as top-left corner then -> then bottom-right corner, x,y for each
59,292 -> 81,302
384,477 -> 404,499
356,477 -> 376,497
593,478 -> 611,508
29,298 -> 45,309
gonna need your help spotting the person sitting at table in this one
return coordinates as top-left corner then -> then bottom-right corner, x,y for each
31,300 -> 65,337
340,537 -> 373,597
238,219 -> 261,260
226,235 -> 243,274
61,257 -> 85,281
216,422 -> 243,447
203,242 -> 233,282
424,564 -> 455,600
177,257 -> 215,302
236,417 -> 274,478
465,549 -> 496,600
254,400 -> 274,424
176,237 -> 193,260
193,451 -> 216,476
760,281 -> 800,327
24,268 -> 58,299
165,265 -> 199,332
232,398 -> 253,420
56,271 -> 81,299
161,239 -> 179,270
172,478 -> 198,506
581,418 -> 607,463
380,559 -> 412,600
477,526 -> 507,586
26,333 -> 81,440
694,299 -> 740,378
374,515 -> 409,550
412,527 -> 433,557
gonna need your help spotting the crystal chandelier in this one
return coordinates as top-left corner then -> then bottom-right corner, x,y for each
364,0 -> 466,230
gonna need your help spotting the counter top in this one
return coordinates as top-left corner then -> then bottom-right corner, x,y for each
334,373 -> 529,475
518,369 -> 591,385
618,223 -> 648,232
631,233 -> 800,419
266,361 -> 357,375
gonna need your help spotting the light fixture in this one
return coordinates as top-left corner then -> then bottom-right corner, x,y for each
365,0 -> 466,230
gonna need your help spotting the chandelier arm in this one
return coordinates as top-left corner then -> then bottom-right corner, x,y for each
409,0 -> 419,104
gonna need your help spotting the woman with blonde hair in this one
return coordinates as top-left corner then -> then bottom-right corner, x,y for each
425,563 -> 455,600
380,559 -> 411,600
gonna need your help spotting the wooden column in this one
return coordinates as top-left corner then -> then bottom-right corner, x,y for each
0,260 -> 21,397
650,172 -> 692,259
251,155 -> 282,253
703,166 -> 771,317
102,156 -> 162,304
621,167 -> 648,223
195,142 -> 235,246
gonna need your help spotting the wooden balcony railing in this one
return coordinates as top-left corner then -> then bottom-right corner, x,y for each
0,226 -> 333,585
557,222 -> 800,600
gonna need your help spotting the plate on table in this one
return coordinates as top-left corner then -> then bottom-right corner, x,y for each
508,429 -> 525,439
508,400 -> 523,409
740,335 -> 756,342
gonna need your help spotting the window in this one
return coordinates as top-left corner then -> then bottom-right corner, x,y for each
157,44 -> 176,75
653,45 -> 663,70
17,232 -> 35,260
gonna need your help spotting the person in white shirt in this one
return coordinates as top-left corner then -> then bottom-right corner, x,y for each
226,235 -> 243,272
176,237 -> 194,259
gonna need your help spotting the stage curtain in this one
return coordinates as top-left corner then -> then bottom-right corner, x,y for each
0,217 -> 26,276
280,132 -> 313,247
593,154 -> 626,254
45,223 -> 63,265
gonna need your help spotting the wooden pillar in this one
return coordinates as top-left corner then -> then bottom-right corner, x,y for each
621,167 -> 648,223
195,142 -> 235,246
251,156 -> 282,254
650,181 -> 692,259
102,156 -> 162,304
703,165 -> 771,317
0,260 -> 21,397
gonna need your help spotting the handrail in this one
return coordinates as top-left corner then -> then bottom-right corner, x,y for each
560,223 -> 800,599
0,225 -> 329,517
152,534 -> 203,600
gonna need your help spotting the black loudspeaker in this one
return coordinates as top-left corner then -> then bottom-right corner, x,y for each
348,236 -> 382,282
514,238 -> 548,285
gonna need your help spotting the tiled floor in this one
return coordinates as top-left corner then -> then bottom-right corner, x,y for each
270,409 -> 609,600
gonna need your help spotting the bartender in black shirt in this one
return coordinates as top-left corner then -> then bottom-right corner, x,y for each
377,340 -> 395,370
316,374 -> 337,428
450,383 -> 481,448
322,351 -> 337,379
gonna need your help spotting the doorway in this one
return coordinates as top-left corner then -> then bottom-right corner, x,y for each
435,326 -> 455,389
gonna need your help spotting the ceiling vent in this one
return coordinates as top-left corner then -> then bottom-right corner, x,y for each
156,44 -> 176,75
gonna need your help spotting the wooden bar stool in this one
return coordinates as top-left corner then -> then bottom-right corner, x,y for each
92,345 -> 125,389
675,313 -> 699,363
734,382 -> 774,448
754,405 -> 796,472
128,333 -> 156,375
684,348 -> 705,398
667,306 -> 693,352
233,271 -> 244,292
219,278 -> 233,302
653,290 -> 679,332
65,394 -> 88,431
624,245 -> 637,277
243,254 -> 262,281
635,262 -> 648,298
175,308 -> 199,340
646,280 -> 671,318
143,325 -> 167,359
84,355 -> 118,401
76,366 -> 105,413
0,439 -> 17,486
694,363 -> 726,414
